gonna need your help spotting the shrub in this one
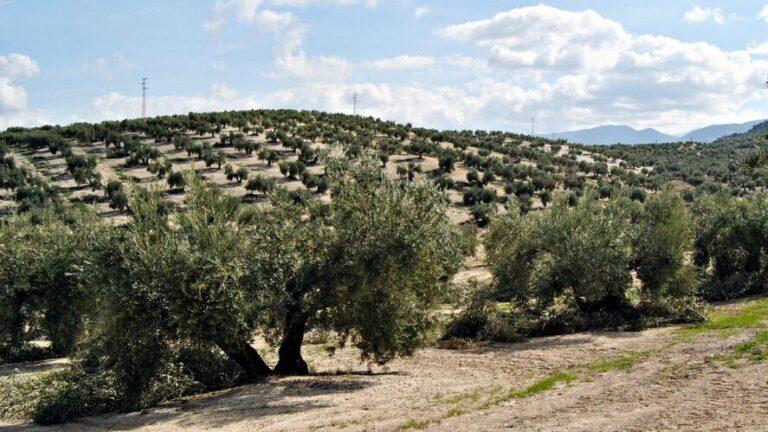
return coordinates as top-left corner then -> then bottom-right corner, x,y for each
442,285 -> 520,343
486,192 -> 635,327
693,194 -> 768,301
633,188 -> 698,312
0,212 -> 92,361
167,171 -> 186,191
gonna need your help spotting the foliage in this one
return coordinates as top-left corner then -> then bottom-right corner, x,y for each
632,188 -> 699,312
693,194 -> 768,301
483,190 -> 700,336
0,210 -> 93,362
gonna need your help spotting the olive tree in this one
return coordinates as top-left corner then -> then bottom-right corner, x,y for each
0,211 -> 92,361
632,188 -> 698,310
693,194 -> 768,301
486,192 -> 633,316
258,158 -> 464,374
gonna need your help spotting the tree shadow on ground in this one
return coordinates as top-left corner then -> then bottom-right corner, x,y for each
0,357 -> 68,378
0,371 -> 385,432
460,335 -> 595,355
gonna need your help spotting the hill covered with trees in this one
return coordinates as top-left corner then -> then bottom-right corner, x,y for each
1,109 -> 768,426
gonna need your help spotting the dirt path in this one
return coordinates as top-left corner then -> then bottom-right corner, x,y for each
2,301 -> 767,432
438,332 -> 768,432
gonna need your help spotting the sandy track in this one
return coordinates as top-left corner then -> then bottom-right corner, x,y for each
2,304 -> 766,432
438,333 -> 768,432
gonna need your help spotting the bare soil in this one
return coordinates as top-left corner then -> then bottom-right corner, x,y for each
3,300 -> 766,432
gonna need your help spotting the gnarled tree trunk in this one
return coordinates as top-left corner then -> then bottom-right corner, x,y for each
215,339 -> 271,382
273,287 -> 309,376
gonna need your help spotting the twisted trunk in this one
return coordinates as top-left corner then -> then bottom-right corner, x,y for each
215,339 -> 271,382
273,285 -> 309,376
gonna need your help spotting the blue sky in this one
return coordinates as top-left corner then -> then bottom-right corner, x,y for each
2,1 -> 768,135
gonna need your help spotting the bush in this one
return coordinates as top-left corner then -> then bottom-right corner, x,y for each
442,285 -> 520,343
694,194 -> 768,301
487,192 -> 633,317
0,212 -> 91,360
484,190 -> 702,336
0,368 -> 117,425
633,188 -> 698,312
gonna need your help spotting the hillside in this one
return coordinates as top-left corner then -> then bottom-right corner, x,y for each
681,119 -> 764,143
546,120 -> 765,145
0,110 -> 651,226
712,119 -> 768,147
546,125 -> 677,145
2,109 -> 768,431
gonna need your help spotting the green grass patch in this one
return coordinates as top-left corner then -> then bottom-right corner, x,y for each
734,330 -> 768,362
395,418 -> 433,431
441,389 -> 482,405
585,348 -> 658,374
509,372 -> 576,399
677,297 -> 768,340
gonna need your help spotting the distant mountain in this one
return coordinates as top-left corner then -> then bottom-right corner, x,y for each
545,125 -> 677,145
546,119 -> 765,145
681,120 -> 764,143
712,119 -> 768,147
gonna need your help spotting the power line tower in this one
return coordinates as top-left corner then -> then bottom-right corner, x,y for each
141,78 -> 148,119
353,92 -> 358,116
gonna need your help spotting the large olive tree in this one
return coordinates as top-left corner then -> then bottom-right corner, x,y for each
258,158 -> 464,375
486,191 -> 634,316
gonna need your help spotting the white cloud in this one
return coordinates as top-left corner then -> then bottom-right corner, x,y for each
0,108 -> 48,131
210,83 -> 240,100
433,5 -> 768,134
367,55 -> 435,71
204,0 -> 376,35
263,82 -> 475,126
254,9 -> 296,31
0,53 -> 39,79
438,6 -> 627,71
90,85 -> 260,121
269,25 -> 350,81
684,5 -> 725,23
414,6 -> 429,19
0,53 -> 48,130
761,4 -> 768,22
83,3 -> 768,136
0,77 -> 28,112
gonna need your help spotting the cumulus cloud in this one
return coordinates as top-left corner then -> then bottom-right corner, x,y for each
90,84 -> 260,121
414,6 -> 429,19
434,5 -> 768,133
87,3 -> 768,135
267,26 -> 350,81
684,6 -> 725,23
747,42 -> 768,56
204,0 -> 376,35
0,53 -> 48,130
367,55 -> 435,71
438,6 -> 627,71
761,4 -> 768,22
210,83 -> 240,100
0,53 -> 39,80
